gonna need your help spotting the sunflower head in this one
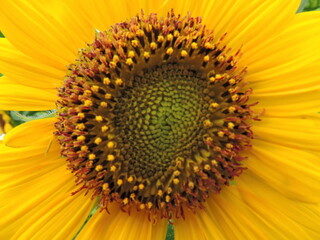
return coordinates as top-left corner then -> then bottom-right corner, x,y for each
55,10 -> 257,220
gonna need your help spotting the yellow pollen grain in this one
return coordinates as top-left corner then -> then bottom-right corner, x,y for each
107,141 -> 115,148
95,116 -> 103,122
188,181 -> 195,189
113,55 -> 120,63
103,77 -> 111,85
228,122 -> 235,129
157,190 -> 163,196
76,123 -> 86,130
157,35 -> 164,42
109,61 -> 117,69
101,125 -> 109,132
165,195 -> 171,203
143,51 -> 150,59
95,165 -> 103,171
126,58 -> 134,66
89,153 -> 96,160
94,137 -> 102,145
203,55 -> 210,62
193,166 -> 199,172
173,170 -> 181,176
128,51 -> 135,58
107,154 -> 115,161
217,55 -> 225,62
102,183 -> 109,191
229,78 -> 236,85
229,133 -> 236,139
123,198 -> 129,205
209,77 -> 215,83
81,145 -> 88,151
91,85 -> 99,92
150,42 -> 158,50
203,119 -> 213,128
218,131 -> 225,137
115,78 -> 123,86
100,102 -> 107,107
173,178 -> 180,184
105,93 -> 112,99
191,42 -> 198,49
110,165 -> 116,172
139,204 -> 145,210
133,186 -> 138,191
84,100 -> 93,107
229,106 -> 236,113
232,94 -> 239,101
215,74 -> 223,80
139,184 -> 145,190
147,202 -> 153,209
167,34 -> 173,41
226,143 -> 233,149
204,42 -> 214,49
127,176 -> 134,183
166,47 -> 173,55
130,193 -> 136,200
117,179 -> 123,186
77,135 -> 85,141
84,90 -> 92,96
167,187 -> 172,194
131,40 -> 138,47
136,29 -> 144,37
210,103 -> 219,109
181,50 -> 188,57
211,160 -> 218,166
214,146 -> 222,152
77,112 -> 85,119
174,30 -> 179,37
204,164 -> 211,170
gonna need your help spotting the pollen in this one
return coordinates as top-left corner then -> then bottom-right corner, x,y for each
55,10 -> 256,222
107,154 -> 115,161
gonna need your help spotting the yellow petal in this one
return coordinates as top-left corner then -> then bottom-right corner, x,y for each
244,12 -> 320,116
0,0 -> 94,69
0,111 -> 12,134
78,205 -> 168,240
0,118 -> 94,239
253,115 -> 320,151
0,77 -> 57,111
237,172 -> 320,239
3,117 -> 56,147
175,186 -> 269,240
0,38 -> 63,89
246,139 -> 320,203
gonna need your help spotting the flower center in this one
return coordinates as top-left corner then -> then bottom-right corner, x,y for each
55,10 -> 256,220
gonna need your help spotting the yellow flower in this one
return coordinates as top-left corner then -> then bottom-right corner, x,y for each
0,111 -> 12,135
0,0 -> 320,239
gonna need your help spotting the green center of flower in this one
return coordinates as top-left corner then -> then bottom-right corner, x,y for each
55,10 -> 256,220
114,64 -> 206,180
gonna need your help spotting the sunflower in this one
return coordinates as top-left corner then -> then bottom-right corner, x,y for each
0,0 -> 320,239
0,111 -> 12,135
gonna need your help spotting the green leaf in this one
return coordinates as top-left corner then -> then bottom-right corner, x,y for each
166,223 -> 174,240
8,110 -> 56,127
303,0 -> 320,11
0,31 -> 4,38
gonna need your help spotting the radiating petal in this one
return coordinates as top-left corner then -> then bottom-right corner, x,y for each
0,77 -> 57,111
78,205 -> 168,240
0,118 -> 94,239
245,12 -> 320,116
237,172 -> 320,239
246,139 -> 320,203
0,38 -> 63,89
0,0 -> 94,69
